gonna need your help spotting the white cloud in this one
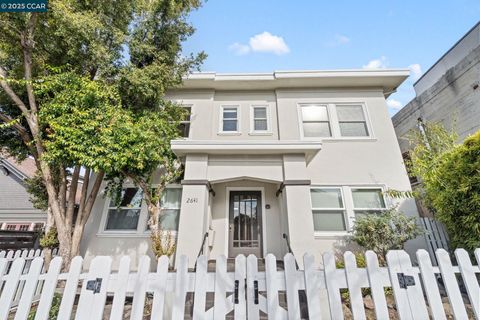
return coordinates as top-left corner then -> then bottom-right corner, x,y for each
229,32 -> 290,56
387,99 -> 403,110
228,42 -> 250,55
363,56 -> 388,69
249,32 -> 290,55
408,63 -> 422,80
325,34 -> 350,47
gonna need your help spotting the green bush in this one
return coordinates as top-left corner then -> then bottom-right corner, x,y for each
39,227 -> 59,249
424,131 -> 480,252
28,293 -> 61,319
350,208 -> 423,263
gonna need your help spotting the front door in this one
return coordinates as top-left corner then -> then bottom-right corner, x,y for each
228,191 -> 263,257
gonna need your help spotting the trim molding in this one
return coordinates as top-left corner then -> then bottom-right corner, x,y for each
181,179 -> 216,196
276,180 -> 311,197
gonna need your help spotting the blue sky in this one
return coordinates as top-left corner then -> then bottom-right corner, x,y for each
183,0 -> 480,115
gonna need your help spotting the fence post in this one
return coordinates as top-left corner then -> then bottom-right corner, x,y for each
234,255 -> 247,320
303,253 -> 322,320
151,255 -> 169,320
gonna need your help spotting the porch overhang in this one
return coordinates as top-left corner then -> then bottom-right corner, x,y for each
171,140 -> 322,163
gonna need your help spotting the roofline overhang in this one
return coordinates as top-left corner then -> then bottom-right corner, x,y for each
171,140 -> 322,163
177,69 -> 410,97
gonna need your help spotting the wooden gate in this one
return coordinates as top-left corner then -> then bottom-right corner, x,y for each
0,248 -> 478,319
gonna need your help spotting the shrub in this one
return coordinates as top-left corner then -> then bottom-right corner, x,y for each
350,208 -> 423,263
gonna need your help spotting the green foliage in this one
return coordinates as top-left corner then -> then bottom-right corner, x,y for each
39,226 -> 59,248
24,171 -> 49,212
350,208 -> 423,262
28,292 -> 61,320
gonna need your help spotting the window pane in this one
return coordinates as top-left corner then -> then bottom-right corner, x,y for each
254,107 -> 267,119
162,188 -> 182,208
159,209 -> 180,230
301,105 -> 328,121
312,210 -> 346,231
352,189 -> 385,208
223,120 -> 237,131
339,122 -> 368,137
254,119 -> 268,131
354,210 -> 383,221
178,123 -> 190,137
109,188 -> 143,207
303,122 -> 331,137
223,108 -> 237,119
106,209 -> 140,230
336,105 -> 365,121
183,107 -> 192,121
311,189 -> 343,208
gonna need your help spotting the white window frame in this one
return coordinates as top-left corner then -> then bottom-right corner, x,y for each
179,104 -> 193,139
143,185 -> 183,236
310,185 -> 388,237
350,187 -> 387,216
297,104 -> 332,140
298,102 -> 374,140
98,184 -> 182,237
219,105 -> 241,135
249,105 -> 272,135
310,187 -> 348,235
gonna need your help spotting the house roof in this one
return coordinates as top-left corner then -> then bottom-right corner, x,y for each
179,69 -> 410,97
0,156 -> 37,181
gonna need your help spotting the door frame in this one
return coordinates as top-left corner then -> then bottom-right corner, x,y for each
225,187 -> 267,257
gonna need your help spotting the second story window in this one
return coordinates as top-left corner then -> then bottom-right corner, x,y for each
178,106 -> 191,138
251,106 -> 269,133
300,105 -> 331,137
336,105 -> 369,137
221,106 -> 239,132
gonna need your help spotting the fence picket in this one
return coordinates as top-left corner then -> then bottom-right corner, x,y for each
108,256 -> 130,320
365,251 -> 389,319
436,249 -> 469,319
172,255 -> 189,320
234,255 -> 247,320
344,252 -> 367,320
150,255 -> 169,320
265,254 -> 284,320
192,255 -> 208,320
57,256 -> 83,320
246,254 -> 259,320
74,256 -> 112,320
130,255 -> 150,320
416,250 -> 446,320
34,256 -> 62,320
455,249 -> 480,319
0,258 -> 26,319
284,253 -> 301,319
323,251 -> 344,320
303,253 -> 322,320
213,255 -> 229,319
14,257 -> 43,320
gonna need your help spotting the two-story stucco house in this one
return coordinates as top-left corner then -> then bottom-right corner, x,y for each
80,69 -> 423,268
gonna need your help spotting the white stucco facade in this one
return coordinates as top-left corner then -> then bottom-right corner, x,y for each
81,69 -> 424,269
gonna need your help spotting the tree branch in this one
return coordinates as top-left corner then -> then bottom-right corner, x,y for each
79,170 -> 105,225
66,165 -> 80,228
0,66 -> 29,115
0,111 -> 37,158
21,13 -> 38,114
77,167 -> 90,215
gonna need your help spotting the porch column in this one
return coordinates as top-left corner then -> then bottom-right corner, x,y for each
175,154 -> 210,268
281,154 -> 317,268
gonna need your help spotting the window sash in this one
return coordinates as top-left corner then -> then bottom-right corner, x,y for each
222,107 -> 239,132
252,106 -> 269,132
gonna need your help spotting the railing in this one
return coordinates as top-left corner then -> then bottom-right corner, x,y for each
1,248 -> 479,319
194,232 -> 209,271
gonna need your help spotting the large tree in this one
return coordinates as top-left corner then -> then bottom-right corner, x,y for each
0,0 -> 204,266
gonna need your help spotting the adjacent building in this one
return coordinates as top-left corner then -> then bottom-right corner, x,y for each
81,69 -> 424,268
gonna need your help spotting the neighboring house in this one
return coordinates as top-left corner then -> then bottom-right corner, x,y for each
0,156 -> 46,232
393,21 -> 480,154
81,69 -> 423,268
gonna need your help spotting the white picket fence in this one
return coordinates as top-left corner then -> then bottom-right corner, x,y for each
0,248 -> 479,320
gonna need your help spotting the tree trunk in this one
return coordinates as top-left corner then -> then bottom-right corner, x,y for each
42,207 -> 55,270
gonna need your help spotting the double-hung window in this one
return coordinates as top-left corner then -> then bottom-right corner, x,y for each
310,188 -> 346,232
352,188 -> 386,219
178,106 -> 191,138
105,188 -> 143,231
221,106 -> 239,132
300,105 -> 331,137
336,105 -> 369,137
158,188 -> 182,231
251,106 -> 269,132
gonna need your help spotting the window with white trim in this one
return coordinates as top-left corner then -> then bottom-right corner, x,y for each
336,105 -> 369,137
178,106 -> 191,138
351,188 -> 386,219
146,188 -> 182,231
310,188 -> 346,231
251,106 -> 269,132
105,188 -> 143,231
300,105 -> 331,137
221,106 -> 239,132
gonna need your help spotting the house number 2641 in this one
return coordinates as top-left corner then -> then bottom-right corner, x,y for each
186,197 -> 198,204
